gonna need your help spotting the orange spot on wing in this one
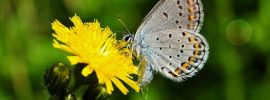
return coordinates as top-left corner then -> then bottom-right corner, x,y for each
188,7 -> 193,13
187,23 -> 194,29
188,57 -> 195,63
193,50 -> 201,56
187,0 -> 194,5
189,15 -> 195,21
175,67 -> 181,74
182,62 -> 189,69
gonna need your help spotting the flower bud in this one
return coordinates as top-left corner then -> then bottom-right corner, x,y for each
44,63 -> 71,99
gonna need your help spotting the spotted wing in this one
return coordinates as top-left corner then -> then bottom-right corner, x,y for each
135,0 -> 204,41
141,29 -> 209,82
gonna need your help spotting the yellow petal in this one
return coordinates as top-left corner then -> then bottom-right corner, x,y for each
110,76 -> 128,95
67,56 -> 80,65
81,65 -> 94,77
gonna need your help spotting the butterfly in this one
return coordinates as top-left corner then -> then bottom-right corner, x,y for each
123,0 -> 209,87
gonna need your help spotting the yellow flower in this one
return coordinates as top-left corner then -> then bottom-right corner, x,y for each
51,15 -> 139,95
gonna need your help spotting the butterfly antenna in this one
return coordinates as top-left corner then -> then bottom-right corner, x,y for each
117,16 -> 131,34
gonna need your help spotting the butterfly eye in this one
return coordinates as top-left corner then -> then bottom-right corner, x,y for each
124,36 -> 130,41
123,35 -> 133,42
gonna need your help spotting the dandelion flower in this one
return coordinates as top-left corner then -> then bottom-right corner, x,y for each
51,15 -> 139,95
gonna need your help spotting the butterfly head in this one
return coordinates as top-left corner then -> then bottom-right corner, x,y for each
121,34 -> 141,58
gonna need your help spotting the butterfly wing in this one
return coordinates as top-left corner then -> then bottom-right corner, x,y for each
134,0 -> 204,56
135,0 -> 204,40
142,29 -> 209,82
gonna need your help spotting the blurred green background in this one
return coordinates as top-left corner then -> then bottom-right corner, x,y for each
1,0 -> 270,100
